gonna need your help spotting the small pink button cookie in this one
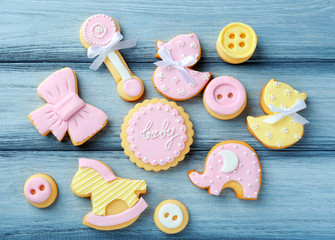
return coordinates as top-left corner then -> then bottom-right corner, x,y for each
24,173 -> 58,208
203,76 -> 247,120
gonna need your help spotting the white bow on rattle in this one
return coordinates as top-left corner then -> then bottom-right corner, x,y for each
87,31 -> 138,71
154,46 -> 198,85
263,99 -> 309,125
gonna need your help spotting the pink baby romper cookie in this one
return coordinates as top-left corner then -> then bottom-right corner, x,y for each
28,68 -> 108,146
80,14 -> 144,101
188,140 -> 262,200
153,33 -> 212,101
121,98 -> 194,171
203,76 -> 247,120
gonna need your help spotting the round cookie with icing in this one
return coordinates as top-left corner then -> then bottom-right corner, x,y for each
203,76 -> 247,120
154,199 -> 189,234
153,33 -> 212,101
80,14 -> 144,101
188,140 -> 262,199
24,173 -> 58,208
121,98 -> 194,171
216,22 -> 257,64
247,79 -> 308,149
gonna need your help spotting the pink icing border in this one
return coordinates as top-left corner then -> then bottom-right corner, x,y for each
79,158 -> 116,182
204,76 -> 246,115
86,197 -> 148,227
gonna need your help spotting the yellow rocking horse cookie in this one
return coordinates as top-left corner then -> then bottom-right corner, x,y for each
71,158 -> 148,230
247,79 -> 309,149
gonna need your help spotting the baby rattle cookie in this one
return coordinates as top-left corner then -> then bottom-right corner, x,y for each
216,22 -> 257,64
153,33 -> 211,100
71,158 -> 148,230
247,79 -> 308,149
203,76 -> 247,120
80,14 -> 144,101
154,199 -> 189,234
121,98 -> 194,171
188,140 -> 262,199
24,173 -> 58,208
28,68 -> 108,146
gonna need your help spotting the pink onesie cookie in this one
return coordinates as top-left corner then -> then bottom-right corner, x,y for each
121,98 -> 194,171
153,33 -> 211,101
188,140 -> 262,200
28,68 -> 108,146
203,76 -> 247,120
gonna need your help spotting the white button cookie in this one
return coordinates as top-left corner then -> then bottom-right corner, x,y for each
154,199 -> 189,234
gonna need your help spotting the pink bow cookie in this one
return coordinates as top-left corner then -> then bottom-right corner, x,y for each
153,33 -> 212,100
28,68 -> 108,146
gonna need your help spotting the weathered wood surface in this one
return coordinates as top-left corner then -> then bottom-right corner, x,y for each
0,0 -> 334,239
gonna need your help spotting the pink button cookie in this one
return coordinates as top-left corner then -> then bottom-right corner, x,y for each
188,140 -> 262,200
24,173 -> 58,208
203,76 -> 247,120
121,98 -> 194,171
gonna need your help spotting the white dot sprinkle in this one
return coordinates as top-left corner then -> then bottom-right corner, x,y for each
227,176 -> 230,179
237,177 -> 241,181
220,146 -> 224,149
180,127 -> 183,130
172,112 -> 176,116
141,111 -> 145,114
239,163 -> 243,167
132,122 -> 136,125
254,192 -> 258,195
130,136 -> 134,140
160,159 -> 163,162
209,166 -> 213,170
181,136 -> 184,140
149,106 -> 153,110
133,145 -> 136,148
157,106 -> 161,110
209,180 -> 213,183
258,169 -> 261,172
246,170 -> 250,174
167,156 -> 171,160
165,108 -> 169,112
233,170 -> 237,174
244,152 -> 247,156
135,115 -> 139,119
130,129 -> 134,132
252,153 -> 256,156
215,190 -> 218,193
218,159 -> 222,163
137,152 -> 141,156
174,151 -> 178,154
177,119 -> 181,123
233,144 -> 237,148
153,160 -> 156,163
195,181 -> 198,184
143,157 -> 147,161
248,183 -> 252,187
178,143 -> 182,147
256,179 -> 259,182
217,175 -> 220,179
202,175 -> 206,178
253,161 -> 257,164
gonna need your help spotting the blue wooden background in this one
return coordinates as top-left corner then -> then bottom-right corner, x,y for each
1,0 -> 334,239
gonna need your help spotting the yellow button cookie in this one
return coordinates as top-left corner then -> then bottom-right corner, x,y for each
154,199 -> 189,234
216,22 -> 257,64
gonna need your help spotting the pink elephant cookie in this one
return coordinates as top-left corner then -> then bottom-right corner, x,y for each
153,33 -> 211,101
188,140 -> 262,200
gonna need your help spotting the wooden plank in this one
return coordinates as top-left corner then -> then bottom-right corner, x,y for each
0,0 -> 334,63
0,62 -> 333,151
1,151 -> 334,239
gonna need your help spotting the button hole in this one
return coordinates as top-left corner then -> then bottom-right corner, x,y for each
39,185 -> 45,191
172,215 -> 178,221
239,42 -> 245,48
217,94 -> 223,100
240,33 -> 246,38
229,33 -> 235,39
228,93 -> 233,98
228,43 -> 234,49
164,213 -> 169,218
30,189 -> 36,195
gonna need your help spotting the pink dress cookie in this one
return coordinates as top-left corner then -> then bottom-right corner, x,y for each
203,76 -> 247,120
28,68 -> 108,146
80,14 -> 144,101
188,140 -> 262,200
121,98 -> 194,171
153,33 -> 211,101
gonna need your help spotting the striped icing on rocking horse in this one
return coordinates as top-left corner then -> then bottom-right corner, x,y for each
71,158 -> 148,230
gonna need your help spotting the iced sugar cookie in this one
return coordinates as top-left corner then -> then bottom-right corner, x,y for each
154,199 -> 189,234
81,14 -> 144,101
188,140 -> 261,199
24,173 -> 58,208
71,158 -> 148,230
28,68 -> 108,146
153,33 -> 211,100
216,22 -> 257,64
121,98 -> 194,171
247,79 -> 308,149
203,76 -> 247,120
